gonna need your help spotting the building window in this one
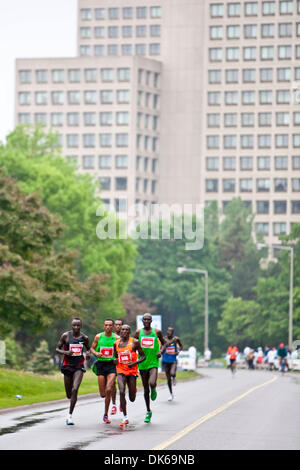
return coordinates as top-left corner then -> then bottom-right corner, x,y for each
258,112 -> 272,126
209,70 -> 222,83
245,2 -> 258,16
35,91 -> 47,105
277,90 -> 290,104
100,112 -> 113,126
136,44 -> 147,55
150,6 -> 161,18
122,44 -> 133,55
278,45 -> 292,60
36,69 -> 48,83
210,3 -> 224,17
100,90 -> 113,104
100,177 -> 111,190
277,67 -> 291,81
257,178 -> 270,191
261,46 -> 274,61
244,24 -> 257,38
279,22 -> 292,37
137,7 -> 147,18
242,91 -> 255,105
279,1 -> 293,14
208,91 -> 221,105
256,223 -> 269,235
275,134 -> 289,148
19,92 -> 31,105
19,70 -> 32,84
226,69 -> 239,83
261,23 -> 274,37
292,178 -> 300,191
80,46 -> 92,56
274,201 -> 287,214
227,25 -> 240,39
223,135 -> 236,148
99,133 -> 112,147
108,45 -> 118,55
207,135 -> 220,149
68,69 -> 80,83
223,179 -> 236,192
84,90 -> 97,104
273,222 -> 286,236
84,112 -> 96,126
209,48 -> 222,61
260,68 -> 273,82
80,8 -> 92,20
240,178 -> 253,192
241,113 -> 255,127
116,112 -> 129,125
205,179 -> 219,192
95,8 -> 105,20
227,3 -> 241,17
117,90 -> 130,104
258,134 -> 271,148
292,156 -> 300,169
275,156 -> 288,170
243,69 -> 256,82
225,113 -> 238,127
256,201 -> 269,214
149,43 -> 160,55
115,177 -> 127,191
291,201 -> 300,213
68,91 -> 80,105
116,133 -> 129,147
257,156 -> 270,170
118,68 -> 130,81
243,47 -> 256,61
240,157 -> 253,170
115,199 -> 127,213
207,113 -> 220,127
67,112 -> 80,126
108,8 -> 119,19
34,113 -> 47,125
210,26 -> 223,40
241,135 -> 254,148
259,90 -> 272,105
262,1 -> 275,15
274,178 -> 288,191
80,27 -> 91,39
123,7 -> 133,19
95,45 -> 105,56
99,155 -> 112,169
225,91 -> 238,105
150,25 -> 161,37
51,113 -> 63,126
67,134 -> 79,148
276,112 -> 290,126
84,69 -> 97,82
116,155 -> 128,169
206,157 -> 219,171
223,156 -> 236,170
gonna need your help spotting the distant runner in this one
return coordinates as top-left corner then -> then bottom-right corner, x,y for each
110,319 -> 123,416
134,313 -> 165,423
56,318 -> 90,425
277,342 -> 289,373
91,318 -> 116,424
161,327 -> 182,401
227,344 -> 239,375
114,324 -> 145,426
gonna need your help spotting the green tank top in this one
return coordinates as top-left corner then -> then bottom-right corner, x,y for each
138,328 -> 159,370
95,332 -> 116,362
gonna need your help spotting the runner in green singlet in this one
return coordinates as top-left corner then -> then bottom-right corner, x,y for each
134,313 -> 165,423
91,318 -> 116,424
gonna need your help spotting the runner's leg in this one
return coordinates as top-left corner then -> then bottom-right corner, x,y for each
117,374 -> 127,417
69,370 -> 84,415
164,363 -> 173,395
127,375 -> 137,403
149,367 -> 158,400
64,374 -> 73,400
104,373 -> 116,416
140,370 -> 151,412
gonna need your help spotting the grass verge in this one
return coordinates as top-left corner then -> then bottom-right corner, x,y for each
0,367 -> 199,410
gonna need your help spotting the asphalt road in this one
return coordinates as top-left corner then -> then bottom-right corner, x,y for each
0,368 -> 299,451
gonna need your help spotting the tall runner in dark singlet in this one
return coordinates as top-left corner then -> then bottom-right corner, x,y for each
114,324 -> 145,426
134,313 -> 165,423
91,318 -> 117,424
162,327 -> 183,401
111,318 -> 123,416
56,318 -> 90,425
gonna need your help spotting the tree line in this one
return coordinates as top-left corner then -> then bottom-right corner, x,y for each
0,125 -> 299,364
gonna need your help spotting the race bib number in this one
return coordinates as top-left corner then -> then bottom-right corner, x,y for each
100,347 -> 113,358
166,346 -> 176,355
70,344 -> 83,356
141,337 -> 154,349
118,351 -> 132,364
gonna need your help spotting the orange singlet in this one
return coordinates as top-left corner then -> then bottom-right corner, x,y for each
116,337 -> 138,376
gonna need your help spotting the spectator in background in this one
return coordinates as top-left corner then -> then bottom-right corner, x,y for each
247,349 -> 255,370
244,346 -> 251,369
266,347 -> 276,371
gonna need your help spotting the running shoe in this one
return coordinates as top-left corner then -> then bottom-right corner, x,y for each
144,412 -> 152,423
66,417 -> 74,425
168,393 -> 174,401
120,418 -> 129,427
103,415 -> 111,424
150,388 -> 157,401
110,405 -> 117,415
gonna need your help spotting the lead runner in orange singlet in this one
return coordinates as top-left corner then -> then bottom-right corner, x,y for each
113,324 -> 145,426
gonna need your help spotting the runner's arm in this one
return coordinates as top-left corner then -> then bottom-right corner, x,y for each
84,335 -> 91,358
113,342 -> 118,365
156,329 -> 165,358
175,337 -> 183,354
129,339 -> 146,367
56,333 -> 73,356
90,334 -> 102,358
133,329 -> 140,340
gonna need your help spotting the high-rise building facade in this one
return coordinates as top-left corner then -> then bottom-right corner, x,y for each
15,0 -> 300,243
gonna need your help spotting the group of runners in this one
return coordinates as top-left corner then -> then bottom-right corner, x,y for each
56,313 -> 182,427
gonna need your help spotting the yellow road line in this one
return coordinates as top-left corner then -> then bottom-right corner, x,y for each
153,375 -> 278,450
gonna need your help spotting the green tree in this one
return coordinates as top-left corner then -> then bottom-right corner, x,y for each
30,340 -> 54,375
218,297 -> 261,347
0,173 -> 107,342
0,125 -> 136,320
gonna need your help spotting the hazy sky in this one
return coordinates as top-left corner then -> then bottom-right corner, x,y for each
0,0 -> 77,143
